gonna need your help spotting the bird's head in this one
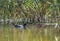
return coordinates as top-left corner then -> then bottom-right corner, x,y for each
23,23 -> 27,27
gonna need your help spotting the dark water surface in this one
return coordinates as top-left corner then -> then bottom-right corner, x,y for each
0,25 -> 60,41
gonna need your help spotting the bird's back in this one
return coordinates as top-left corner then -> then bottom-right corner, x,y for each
15,24 -> 23,28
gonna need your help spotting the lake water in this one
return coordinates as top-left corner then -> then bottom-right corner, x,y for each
0,25 -> 60,41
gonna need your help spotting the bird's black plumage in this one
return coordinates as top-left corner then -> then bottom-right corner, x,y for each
13,23 -> 27,29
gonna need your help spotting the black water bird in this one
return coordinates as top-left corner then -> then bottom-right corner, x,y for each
13,23 -> 27,29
